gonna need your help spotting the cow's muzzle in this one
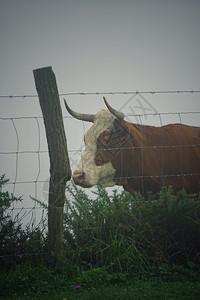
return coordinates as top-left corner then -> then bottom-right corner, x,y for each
72,171 -> 93,188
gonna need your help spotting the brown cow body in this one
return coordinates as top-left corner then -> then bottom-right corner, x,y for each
64,98 -> 200,196
103,120 -> 200,195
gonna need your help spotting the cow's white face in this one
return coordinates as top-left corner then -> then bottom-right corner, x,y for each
72,110 -> 117,188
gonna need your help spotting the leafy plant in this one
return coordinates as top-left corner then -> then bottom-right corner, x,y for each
64,183 -> 200,272
0,175 -> 47,270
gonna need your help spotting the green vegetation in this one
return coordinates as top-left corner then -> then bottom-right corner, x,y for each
0,175 -> 200,299
1,267 -> 200,300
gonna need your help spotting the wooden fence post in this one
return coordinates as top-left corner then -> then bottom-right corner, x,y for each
33,66 -> 71,269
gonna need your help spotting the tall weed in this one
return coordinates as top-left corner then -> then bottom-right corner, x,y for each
64,183 -> 200,271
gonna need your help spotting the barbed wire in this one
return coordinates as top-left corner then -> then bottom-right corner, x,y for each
60,90 -> 200,96
0,89 -> 200,99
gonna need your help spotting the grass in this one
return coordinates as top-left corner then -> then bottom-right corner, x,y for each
3,280 -> 200,300
1,263 -> 200,299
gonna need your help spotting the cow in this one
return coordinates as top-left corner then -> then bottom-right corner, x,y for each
64,98 -> 200,196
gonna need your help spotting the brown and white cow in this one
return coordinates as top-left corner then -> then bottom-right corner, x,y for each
64,98 -> 200,196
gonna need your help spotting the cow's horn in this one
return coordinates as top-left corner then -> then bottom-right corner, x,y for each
103,97 -> 124,120
64,99 -> 95,122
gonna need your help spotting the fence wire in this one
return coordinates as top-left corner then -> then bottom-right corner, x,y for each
0,89 -> 200,99
0,92 -> 200,261
1,112 -> 199,196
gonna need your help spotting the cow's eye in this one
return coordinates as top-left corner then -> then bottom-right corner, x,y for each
103,133 -> 111,144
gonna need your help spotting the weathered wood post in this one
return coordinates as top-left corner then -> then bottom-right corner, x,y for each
33,66 -> 71,269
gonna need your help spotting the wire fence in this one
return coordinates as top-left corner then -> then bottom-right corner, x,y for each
0,91 -> 200,228
0,90 -> 200,263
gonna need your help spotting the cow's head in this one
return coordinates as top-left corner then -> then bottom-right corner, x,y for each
64,98 -> 131,188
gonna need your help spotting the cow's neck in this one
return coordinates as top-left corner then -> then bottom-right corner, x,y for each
116,122 -> 162,196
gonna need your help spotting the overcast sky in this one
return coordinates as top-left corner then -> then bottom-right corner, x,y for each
0,0 -> 200,215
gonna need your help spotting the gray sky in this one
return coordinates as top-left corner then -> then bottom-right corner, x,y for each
0,0 -> 200,214
1,0 -> 200,92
